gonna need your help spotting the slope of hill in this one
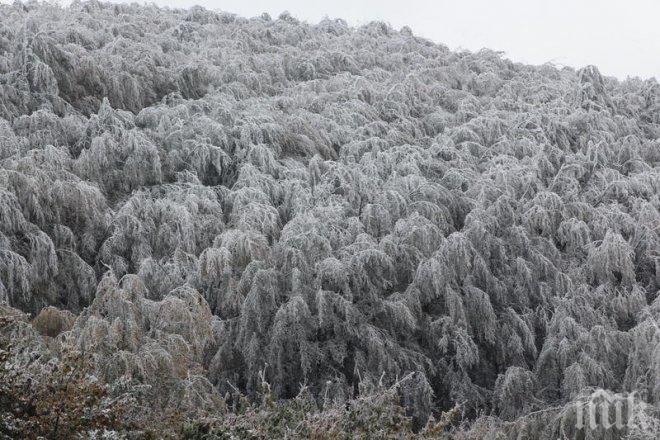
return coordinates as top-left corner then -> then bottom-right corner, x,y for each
0,1 -> 658,438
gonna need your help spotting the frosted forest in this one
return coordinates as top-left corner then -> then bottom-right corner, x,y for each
0,1 -> 658,438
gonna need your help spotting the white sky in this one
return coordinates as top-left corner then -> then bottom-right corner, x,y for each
17,0 -> 660,80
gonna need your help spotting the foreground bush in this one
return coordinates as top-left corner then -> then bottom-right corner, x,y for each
0,313 -> 125,439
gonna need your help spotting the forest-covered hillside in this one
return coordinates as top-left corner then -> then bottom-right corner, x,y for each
0,1 -> 658,438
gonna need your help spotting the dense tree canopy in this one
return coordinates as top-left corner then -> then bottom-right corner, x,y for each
0,1 -> 658,438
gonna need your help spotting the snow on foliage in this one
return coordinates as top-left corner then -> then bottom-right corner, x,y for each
0,1 -> 658,437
